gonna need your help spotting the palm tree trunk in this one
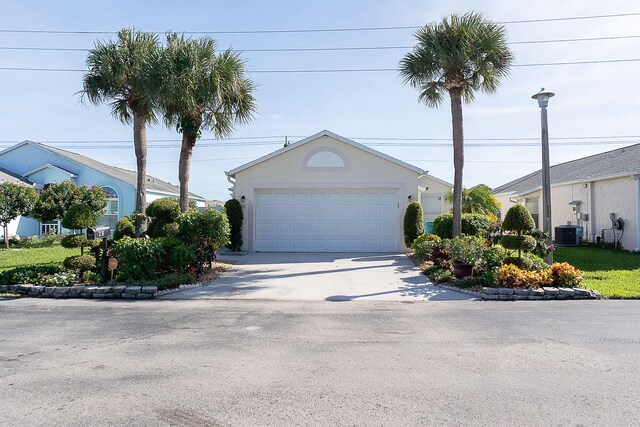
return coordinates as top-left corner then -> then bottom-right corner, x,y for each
133,112 -> 147,236
450,88 -> 464,238
179,133 -> 196,213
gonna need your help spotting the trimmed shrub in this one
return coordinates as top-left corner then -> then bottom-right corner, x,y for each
63,255 -> 96,272
502,203 -> 535,233
178,208 -> 230,273
412,234 -> 441,260
61,203 -> 96,231
154,273 -> 197,291
146,198 -> 181,238
500,235 -> 537,252
113,216 -> 136,241
61,233 -> 90,256
501,203 -> 537,268
0,265 -> 64,285
224,198 -> 244,252
433,213 -> 493,239
403,201 -> 424,247
111,237 -> 163,281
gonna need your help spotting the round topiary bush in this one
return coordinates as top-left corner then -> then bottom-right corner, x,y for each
433,213 -> 493,239
61,203 -> 96,231
404,201 -> 424,247
63,254 -> 96,272
224,198 -> 244,252
61,233 -> 89,255
501,203 -> 537,270
502,203 -> 535,233
113,216 -> 136,241
500,235 -> 537,252
146,198 -> 181,238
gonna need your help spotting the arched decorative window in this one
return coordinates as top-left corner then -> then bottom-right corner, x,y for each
97,186 -> 119,230
302,147 -> 350,172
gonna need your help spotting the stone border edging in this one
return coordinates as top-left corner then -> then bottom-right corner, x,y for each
431,282 -> 602,301
0,284 -> 157,299
156,283 -> 205,296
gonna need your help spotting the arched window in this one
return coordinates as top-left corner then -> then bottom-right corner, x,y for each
97,186 -> 119,230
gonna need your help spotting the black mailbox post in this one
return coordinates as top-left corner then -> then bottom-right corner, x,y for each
87,226 -> 111,283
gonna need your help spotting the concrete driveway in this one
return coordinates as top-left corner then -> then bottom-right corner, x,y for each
161,253 -> 472,302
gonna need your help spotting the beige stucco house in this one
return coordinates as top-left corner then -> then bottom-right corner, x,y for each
225,130 -> 452,253
493,144 -> 640,251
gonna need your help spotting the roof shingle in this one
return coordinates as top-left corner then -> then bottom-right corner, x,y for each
492,143 -> 640,195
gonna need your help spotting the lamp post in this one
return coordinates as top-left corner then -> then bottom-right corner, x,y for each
531,88 -> 555,264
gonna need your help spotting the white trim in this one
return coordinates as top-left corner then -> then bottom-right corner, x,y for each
23,163 -> 76,179
227,130 -> 426,177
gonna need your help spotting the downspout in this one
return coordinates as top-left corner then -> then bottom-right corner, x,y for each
633,175 -> 640,252
225,172 -> 235,197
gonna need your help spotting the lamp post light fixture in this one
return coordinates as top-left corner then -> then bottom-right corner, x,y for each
531,88 -> 555,264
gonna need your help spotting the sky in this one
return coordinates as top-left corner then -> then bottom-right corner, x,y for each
0,0 -> 638,201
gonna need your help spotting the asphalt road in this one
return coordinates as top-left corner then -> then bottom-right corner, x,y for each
1,298 -> 639,426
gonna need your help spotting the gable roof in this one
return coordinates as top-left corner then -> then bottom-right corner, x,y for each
226,130 -> 426,177
23,163 -> 77,179
492,143 -> 640,195
0,141 -> 205,200
0,166 -> 33,186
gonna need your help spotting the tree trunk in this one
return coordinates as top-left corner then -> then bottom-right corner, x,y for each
3,224 -> 8,249
449,88 -> 465,238
133,112 -> 147,236
179,133 -> 196,213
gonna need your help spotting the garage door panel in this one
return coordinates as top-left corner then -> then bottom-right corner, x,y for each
255,189 -> 398,252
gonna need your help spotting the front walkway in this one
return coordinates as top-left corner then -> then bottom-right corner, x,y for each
160,253 -> 473,302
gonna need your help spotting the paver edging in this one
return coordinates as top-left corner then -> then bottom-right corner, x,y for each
0,284 -> 157,299
432,282 -> 601,301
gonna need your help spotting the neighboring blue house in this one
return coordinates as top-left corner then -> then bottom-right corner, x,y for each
0,140 -> 206,237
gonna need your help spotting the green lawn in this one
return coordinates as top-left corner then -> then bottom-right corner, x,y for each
0,244 -> 80,271
554,247 -> 640,299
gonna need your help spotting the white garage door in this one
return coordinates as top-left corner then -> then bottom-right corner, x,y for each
255,189 -> 398,252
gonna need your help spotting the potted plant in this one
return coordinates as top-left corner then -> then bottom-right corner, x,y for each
449,236 -> 484,279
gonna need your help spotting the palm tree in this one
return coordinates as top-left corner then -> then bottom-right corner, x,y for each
444,184 -> 502,219
399,12 -> 513,237
81,28 -> 160,235
159,33 -> 257,212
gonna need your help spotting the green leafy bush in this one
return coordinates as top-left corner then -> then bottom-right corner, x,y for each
111,237 -> 163,281
61,234 -> 90,255
156,236 -> 196,273
412,234 -> 441,260
146,198 -> 181,238
61,203 -> 96,231
0,265 -> 64,285
178,209 -> 230,272
224,198 -> 244,252
154,273 -> 197,291
403,201 -> 424,247
449,236 -> 485,265
433,213 -> 493,239
503,256 -> 534,270
81,271 -> 100,285
113,216 -> 136,240
63,255 -> 96,272
500,235 -> 536,252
